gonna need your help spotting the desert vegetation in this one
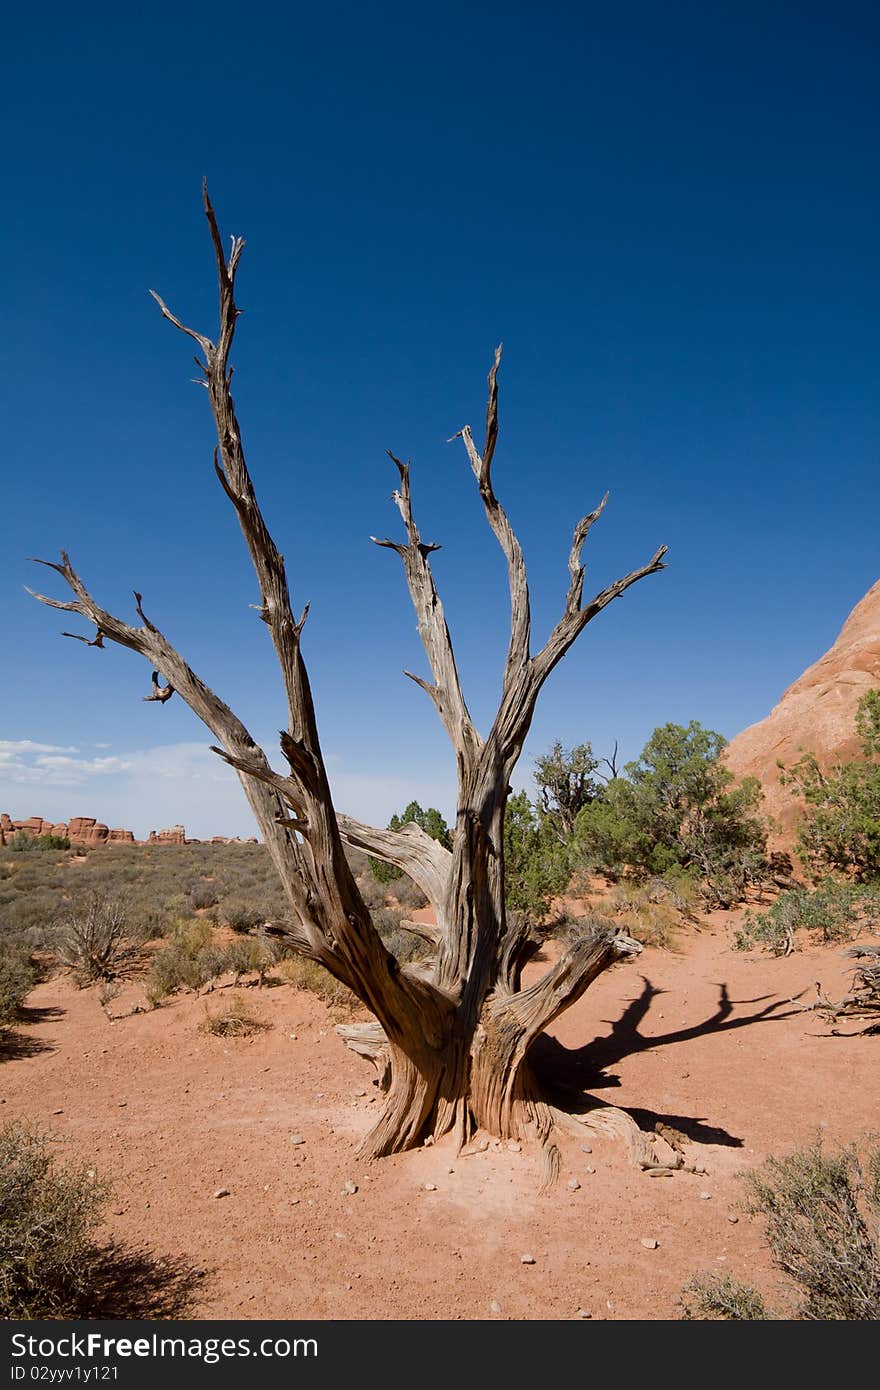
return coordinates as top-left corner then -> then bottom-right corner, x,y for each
730,692 -> 880,969
682,1136 -> 880,1320
0,1120 -> 199,1318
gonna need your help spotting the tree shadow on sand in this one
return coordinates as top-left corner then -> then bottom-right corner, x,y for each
0,1004 -> 65,1061
86,1245 -> 207,1318
532,975 -> 807,1150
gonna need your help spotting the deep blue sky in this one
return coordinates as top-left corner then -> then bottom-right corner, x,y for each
2,1 -> 878,837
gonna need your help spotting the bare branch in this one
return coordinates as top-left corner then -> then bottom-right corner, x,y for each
208,745 -> 307,815
148,289 -> 213,356
143,671 -> 174,704
336,813 -> 452,922
532,543 -> 667,691
61,628 -> 105,648
451,346 -> 530,686
398,918 -> 442,946
565,493 -> 609,615
493,927 -> 642,1038
374,453 -> 480,763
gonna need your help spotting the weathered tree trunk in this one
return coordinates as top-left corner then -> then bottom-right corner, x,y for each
30,186 -> 668,1174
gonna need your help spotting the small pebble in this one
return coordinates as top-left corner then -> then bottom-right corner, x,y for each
580,1143 -> 592,1154
342,1180 -> 358,1195
213,1187 -> 230,1199
446,1166 -> 455,1174
700,1191 -> 712,1200
575,1308 -> 592,1319
521,1253 -> 536,1265
585,1165 -> 596,1174
507,1141 -> 521,1153
727,1214 -> 739,1224
52,1108 -> 64,1115
490,1300 -> 502,1315
290,1134 -> 306,1145
354,1089 -> 367,1097
567,1178 -> 581,1191
424,1182 -> 437,1191
423,1136 -> 435,1147
117,1100 -> 127,1108
641,1238 -> 659,1249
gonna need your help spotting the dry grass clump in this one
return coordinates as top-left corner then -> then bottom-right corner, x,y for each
574,875 -> 695,949
277,955 -> 358,1010
199,994 -> 268,1037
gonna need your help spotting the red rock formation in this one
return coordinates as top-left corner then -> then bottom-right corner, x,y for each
725,579 -> 880,850
147,825 -> 187,846
1,814 -> 249,849
67,817 -> 111,845
0,813 -> 136,846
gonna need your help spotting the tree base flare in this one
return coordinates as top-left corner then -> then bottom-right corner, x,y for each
336,1018 -> 683,1179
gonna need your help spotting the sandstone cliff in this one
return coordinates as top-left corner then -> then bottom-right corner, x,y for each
725,579 -> 880,848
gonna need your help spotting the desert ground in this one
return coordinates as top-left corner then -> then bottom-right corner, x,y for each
2,903 -> 875,1321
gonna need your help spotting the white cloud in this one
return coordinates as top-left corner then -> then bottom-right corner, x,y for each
0,738 -> 458,841
0,740 -> 79,764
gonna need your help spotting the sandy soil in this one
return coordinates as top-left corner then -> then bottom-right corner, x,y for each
2,912 -> 876,1321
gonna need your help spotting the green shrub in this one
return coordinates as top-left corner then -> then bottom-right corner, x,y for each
572,722 -> 767,906
0,1121 -> 199,1318
680,1273 -> 767,1320
735,880 -> 880,955
372,908 -> 431,964
0,941 -> 37,1023
7,834 -> 71,853
596,877 -> 691,949
682,1137 -> 880,1320
744,1138 -> 880,1320
225,930 -> 279,985
190,881 -> 219,910
781,689 -> 880,881
504,790 -> 569,920
0,1120 -> 109,1318
219,894 -> 270,931
145,919 -> 225,1003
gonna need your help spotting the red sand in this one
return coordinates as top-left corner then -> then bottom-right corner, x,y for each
2,912 -> 876,1320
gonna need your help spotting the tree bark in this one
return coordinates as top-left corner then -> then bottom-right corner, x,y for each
29,185 -> 668,1173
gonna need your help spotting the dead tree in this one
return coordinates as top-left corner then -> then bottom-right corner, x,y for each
29,186 -> 668,1169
